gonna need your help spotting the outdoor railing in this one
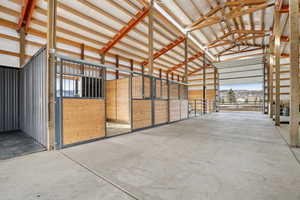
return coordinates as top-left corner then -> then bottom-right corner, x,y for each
188,99 -> 218,117
219,101 -> 263,112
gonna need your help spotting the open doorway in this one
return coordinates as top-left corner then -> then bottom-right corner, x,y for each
106,76 -> 131,137
219,83 -> 263,112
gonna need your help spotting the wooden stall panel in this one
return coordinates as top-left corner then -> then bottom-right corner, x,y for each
207,90 -> 216,100
132,100 -> 152,129
117,78 -> 130,123
188,90 -> 202,99
154,100 -> 168,125
144,77 -> 151,98
180,85 -> 188,99
156,79 -> 161,98
63,98 -> 105,145
181,100 -> 188,119
188,89 -> 215,100
169,100 -> 181,122
170,83 -> 179,99
132,76 -> 142,98
162,81 -> 168,99
106,80 -> 117,120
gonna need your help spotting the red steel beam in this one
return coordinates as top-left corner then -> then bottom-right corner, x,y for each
275,0 -> 283,11
280,36 -> 289,42
270,35 -> 300,42
141,36 -> 185,66
279,4 -> 300,13
100,7 -> 150,54
18,0 -> 37,32
166,52 -> 203,73
270,53 -> 290,57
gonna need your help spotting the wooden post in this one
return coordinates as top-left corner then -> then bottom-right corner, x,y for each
265,56 -> 270,114
130,59 -> 134,72
159,68 -> 162,79
217,70 -> 220,110
289,0 -> 300,147
116,55 -> 119,79
171,73 -> 174,81
19,26 -> 26,67
203,54 -> 206,114
78,43 -> 84,96
184,33 -> 188,83
269,42 -> 274,119
263,56 -> 266,114
47,0 -> 57,150
141,64 -> 145,75
100,54 -> 105,64
80,43 -> 85,75
80,43 -> 85,60
214,67 -> 217,112
148,0 -> 154,75
274,11 -> 281,126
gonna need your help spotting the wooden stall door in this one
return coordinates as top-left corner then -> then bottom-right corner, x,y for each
132,100 -> 152,129
169,100 -> 181,122
63,98 -> 105,145
154,100 -> 168,125
106,78 -> 130,123
106,80 -> 117,120
116,78 -> 130,123
181,100 -> 188,119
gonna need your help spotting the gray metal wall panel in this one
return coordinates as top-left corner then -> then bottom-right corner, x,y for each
0,67 -> 20,132
20,47 -> 48,146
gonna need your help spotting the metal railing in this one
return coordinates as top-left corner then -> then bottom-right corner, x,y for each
219,101 -> 263,111
188,99 -> 218,117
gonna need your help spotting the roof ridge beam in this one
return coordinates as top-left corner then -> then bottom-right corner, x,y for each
187,3 -> 274,31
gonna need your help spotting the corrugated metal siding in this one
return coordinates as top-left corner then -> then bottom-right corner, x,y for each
20,47 -> 48,146
0,66 -> 20,132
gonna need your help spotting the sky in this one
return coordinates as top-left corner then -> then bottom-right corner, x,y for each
220,83 -> 263,91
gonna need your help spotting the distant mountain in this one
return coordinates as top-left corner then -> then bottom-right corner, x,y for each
220,89 -> 263,101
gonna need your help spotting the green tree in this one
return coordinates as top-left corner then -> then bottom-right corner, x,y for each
227,89 -> 236,103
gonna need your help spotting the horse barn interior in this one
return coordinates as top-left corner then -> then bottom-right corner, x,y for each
1,0 -> 300,199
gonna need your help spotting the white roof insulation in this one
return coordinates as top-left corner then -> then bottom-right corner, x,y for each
0,0 -> 293,94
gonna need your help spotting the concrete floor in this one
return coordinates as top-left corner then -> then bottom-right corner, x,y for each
106,122 -> 131,137
1,112 -> 300,200
0,131 -> 45,160
277,123 -> 300,162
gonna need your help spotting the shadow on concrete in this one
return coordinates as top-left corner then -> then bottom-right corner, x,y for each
0,131 -> 46,160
